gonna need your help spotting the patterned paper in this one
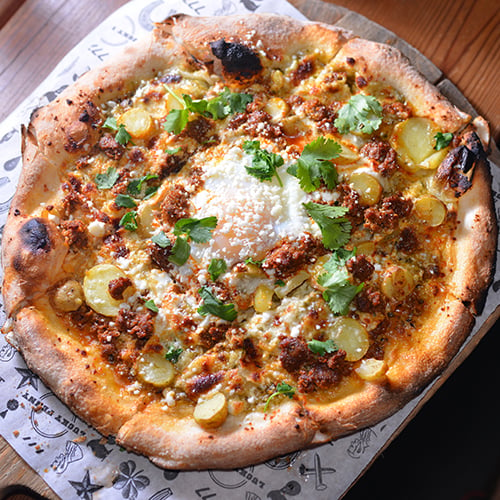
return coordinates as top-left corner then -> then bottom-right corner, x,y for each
0,1 -> 498,499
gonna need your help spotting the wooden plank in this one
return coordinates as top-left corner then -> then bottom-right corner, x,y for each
0,0 -> 128,123
289,0 -> 348,24
0,0 -> 26,29
0,437 -> 58,499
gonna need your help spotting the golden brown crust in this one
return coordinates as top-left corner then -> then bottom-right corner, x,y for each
1,13 -> 497,470
331,38 -> 470,132
11,303 -> 145,435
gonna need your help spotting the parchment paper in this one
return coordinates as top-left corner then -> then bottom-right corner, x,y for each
0,1 -> 498,499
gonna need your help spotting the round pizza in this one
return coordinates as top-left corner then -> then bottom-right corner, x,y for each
1,14 -> 497,469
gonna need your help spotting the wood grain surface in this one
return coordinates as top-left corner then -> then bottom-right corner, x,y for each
0,1 -> 498,499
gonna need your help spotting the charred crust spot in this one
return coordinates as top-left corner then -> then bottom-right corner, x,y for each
436,145 -> 475,197
346,57 -> 356,66
13,209 -> 20,216
356,75 -> 368,88
210,39 -> 262,78
20,219 -> 51,253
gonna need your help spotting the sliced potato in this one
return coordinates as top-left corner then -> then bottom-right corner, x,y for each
418,148 -> 448,170
309,255 -> 331,290
335,143 -> 360,164
381,265 -> 415,301
118,108 -> 153,139
254,284 -> 274,313
332,317 -> 370,362
391,117 -> 436,169
193,392 -> 228,429
355,358 -> 387,381
53,280 -> 84,312
265,97 -> 288,122
356,241 -> 375,255
413,195 -> 447,227
83,264 -> 130,316
275,270 -> 309,299
349,172 -> 382,206
136,352 -> 175,388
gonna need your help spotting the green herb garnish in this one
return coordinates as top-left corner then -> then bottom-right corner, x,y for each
115,124 -> 132,145
127,173 -> 158,197
95,167 -> 119,190
264,382 -> 296,412
144,299 -> 159,313
163,87 -> 253,134
102,117 -> 118,131
303,202 -> 351,250
307,339 -> 338,356
115,194 -> 137,208
434,132 -> 453,151
165,147 -> 181,155
119,211 -> 138,231
243,140 -> 284,186
317,249 -> 363,315
275,279 -> 285,287
197,286 -> 237,321
165,345 -> 183,363
287,137 -> 341,192
151,230 -> 171,248
245,256 -> 264,267
168,236 -> 190,266
334,94 -> 382,135
173,216 -> 217,243
208,258 -> 227,281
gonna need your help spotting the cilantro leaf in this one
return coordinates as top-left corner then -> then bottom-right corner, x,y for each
264,382 -> 296,412
115,124 -> 132,145
434,132 -> 453,151
168,236 -> 190,266
144,299 -> 159,313
165,147 -> 181,155
243,140 -> 284,186
303,202 -> 351,250
95,167 -> 119,190
307,339 -> 338,355
275,279 -> 285,287
173,216 -> 217,243
287,137 -> 341,192
165,345 -> 183,363
245,256 -> 264,267
164,108 -> 189,135
127,173 -> 158,197
197,286 -> 237,321
102,116 -> 118,131
208,258 -> 227,281
317,249 -> 363,315
334,94 -> 382,135
323,282 -> 364,315
163,87 -> 253,134
115,194 -> 137,208
151,230 -> 171,248
119,211 -> 138,231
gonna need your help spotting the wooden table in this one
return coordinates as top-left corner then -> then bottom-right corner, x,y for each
0,1 -> 499,499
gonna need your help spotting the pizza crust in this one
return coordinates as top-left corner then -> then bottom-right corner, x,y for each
1,14 -> 497,470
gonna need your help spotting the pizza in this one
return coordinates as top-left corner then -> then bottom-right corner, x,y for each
1,14 -> 497,469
